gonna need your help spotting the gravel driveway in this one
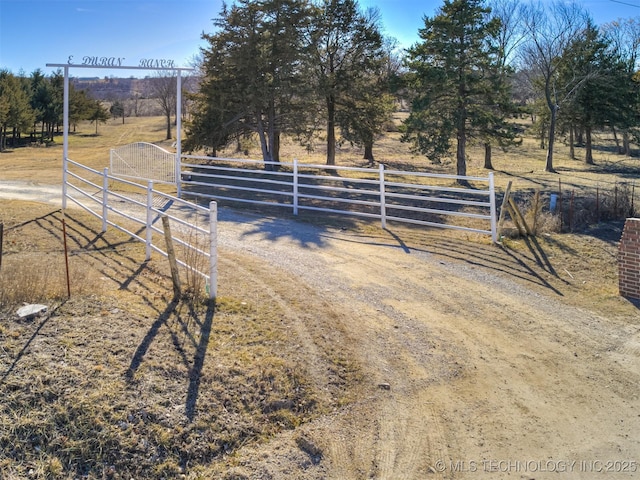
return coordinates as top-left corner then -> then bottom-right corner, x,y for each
2,179 -> 640,479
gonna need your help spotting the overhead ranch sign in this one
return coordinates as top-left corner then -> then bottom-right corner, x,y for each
65,55 -> 177,69
46,56 -> 195,205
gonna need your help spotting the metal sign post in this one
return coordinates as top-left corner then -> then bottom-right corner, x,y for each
46,58 -> 195,206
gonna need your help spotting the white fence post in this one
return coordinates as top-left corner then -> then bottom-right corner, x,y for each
146,181 -> 153,260
209,201 -> 218,300
176,153 -> 182,199
176,70 -> 183,199
293,158 -> 299,216
489,172 -> 497,243
379,164 -> 387,229
62,66 -> 69,210
102,168 -> 109,232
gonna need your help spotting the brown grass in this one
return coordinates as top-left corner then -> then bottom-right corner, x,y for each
0,202 -> 359,479
0,115 -> 638,478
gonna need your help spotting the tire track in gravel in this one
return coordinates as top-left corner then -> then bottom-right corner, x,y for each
216,222 -> 462,478
4,181 -> 640,479
220,218 -> 640,479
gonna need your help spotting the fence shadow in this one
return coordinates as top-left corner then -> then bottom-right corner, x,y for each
330,226 -> 567,296
185,301 -> 215,421
125,299 -> 180,381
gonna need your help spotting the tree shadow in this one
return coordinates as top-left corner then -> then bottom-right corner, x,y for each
125,299 -> 216,422
185,301 -> 215,421
0,302 -> 66,385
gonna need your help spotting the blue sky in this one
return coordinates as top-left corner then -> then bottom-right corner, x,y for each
1,0 -> 640,77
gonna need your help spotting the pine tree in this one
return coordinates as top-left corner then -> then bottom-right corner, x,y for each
308,0 -> 384,166
402,0 -> 504,180
189,0 -> 312,166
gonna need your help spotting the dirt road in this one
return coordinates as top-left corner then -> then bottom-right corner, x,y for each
2,179 -> 639,479
208,207 -> 640,479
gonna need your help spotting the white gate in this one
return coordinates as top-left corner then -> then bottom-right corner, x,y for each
110,142 -> 177,184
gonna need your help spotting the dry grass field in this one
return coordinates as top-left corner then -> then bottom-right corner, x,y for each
1,115 -> 639,479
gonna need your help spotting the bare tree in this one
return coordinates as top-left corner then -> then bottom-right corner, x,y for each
489,0 -> 527,69
150,72 -> 177,140
520,1 -> 589,172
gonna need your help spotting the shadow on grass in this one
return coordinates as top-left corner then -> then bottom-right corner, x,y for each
125,299 -> 180,382
125,299 -> 216,422
0,302 -> 66,386
185,301 -> 215,421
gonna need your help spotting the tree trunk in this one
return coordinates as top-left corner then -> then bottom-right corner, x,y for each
256,115 -> 272,168
326,95 -> 336,166
585,125 -> 594,165
545,103 -> 558,173
569,126 -> 575,160
456,129 -> 467,179
364,143 -> 374,165
623,131 -> 631,156
612,126 -> 621,154
165,112 -> 171,140
273,132 -> 280,163
483,142 -> 493,170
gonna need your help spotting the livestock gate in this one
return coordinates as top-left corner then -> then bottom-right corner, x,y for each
47,58 -> 218,298
110,141 -> 177,185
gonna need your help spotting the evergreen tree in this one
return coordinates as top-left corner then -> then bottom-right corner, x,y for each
308,0 -> 385,166
557,22 -> 628,165
402,0 -> 504,179
110,100 -> 126,124
188,0 -> 312,165
337,35 -> 400,164
88,100 -> 109,135
69,87 -> 95,131
601,18 -> 640,156
0,70 -> 35,150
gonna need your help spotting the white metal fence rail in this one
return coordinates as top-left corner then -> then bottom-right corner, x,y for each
110,142 -> 178,185
181,157 -> 497,242
64,158 -> 217,298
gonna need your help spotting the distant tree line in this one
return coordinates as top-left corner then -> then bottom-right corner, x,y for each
0,69 -> 110,150
3,0 -> 640,179
186,0 -> 640,178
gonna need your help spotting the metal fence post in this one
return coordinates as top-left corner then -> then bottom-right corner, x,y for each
379,163 -> 387,229
209,201 -> 218,300
102,168 -> 109,233
62,66 -> 69,210
489,172 -> 497,243
293,158 -> 299,216
176,70 -> 183,199
146,181 -> 154,260
176,153 -> 182,199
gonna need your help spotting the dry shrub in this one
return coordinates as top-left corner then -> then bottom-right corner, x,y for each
0,253 -> 90,309
182,230 -> 209,299
0,255 -> 67,306
506,182 -> 636,238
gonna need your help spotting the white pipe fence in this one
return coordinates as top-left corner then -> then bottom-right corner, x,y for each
181,157 -> 497,242
64,158 -> 217,299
